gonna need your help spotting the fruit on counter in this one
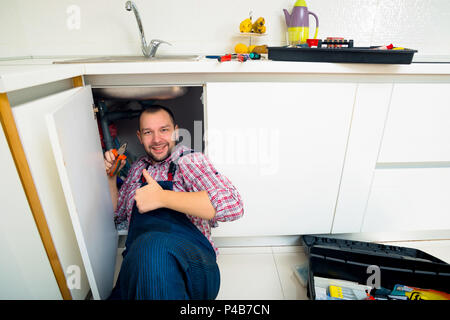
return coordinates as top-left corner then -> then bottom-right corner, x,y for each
254,25 -> 266,34
252,17 -> 266,33
251,45 -> 268,54
239,16 -> 266,34
239,18 -> 253,33
234,43 -> 249,54
248,45 -> 257,53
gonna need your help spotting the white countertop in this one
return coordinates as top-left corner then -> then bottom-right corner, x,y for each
1,56 -> 450,93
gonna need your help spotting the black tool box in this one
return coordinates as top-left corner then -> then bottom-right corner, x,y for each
301,235 -> 450,299
268,46 -> 417,64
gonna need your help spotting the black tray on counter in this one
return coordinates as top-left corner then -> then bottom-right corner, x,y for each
268,46 -> 417,64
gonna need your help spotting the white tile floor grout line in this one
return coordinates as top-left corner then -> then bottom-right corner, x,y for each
270,247 -> 286,300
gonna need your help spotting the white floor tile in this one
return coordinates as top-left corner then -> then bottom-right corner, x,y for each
273,251 -> 309,300
113,246 -> 309,300
271,245 -> 305,254
216,253 -> 284,300
218,246 -> 272,255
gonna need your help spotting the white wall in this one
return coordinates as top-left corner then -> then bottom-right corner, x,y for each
1,0 -> 450,60
0,1 -> 29,57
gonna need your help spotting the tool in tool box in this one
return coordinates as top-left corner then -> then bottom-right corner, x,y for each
109,142 -> 128,177
328,285 -> 357,300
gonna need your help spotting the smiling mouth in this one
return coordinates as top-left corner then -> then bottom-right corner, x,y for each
151,144 -> 168,154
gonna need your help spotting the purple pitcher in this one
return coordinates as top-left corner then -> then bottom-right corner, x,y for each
284,0 -> 319,45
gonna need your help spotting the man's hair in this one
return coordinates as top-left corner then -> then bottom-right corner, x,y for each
138,104 -> 176,131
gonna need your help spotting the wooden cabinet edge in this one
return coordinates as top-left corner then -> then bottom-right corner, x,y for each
0,92 -> 72,300
72,76 -> 84,88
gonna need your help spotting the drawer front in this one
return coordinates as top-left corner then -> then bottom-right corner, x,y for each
361,167 -> 450,232
378,83 -> 450,163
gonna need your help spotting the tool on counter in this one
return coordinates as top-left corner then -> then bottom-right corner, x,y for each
249,52 -> 261,59
304,38 -> 354,48
325,37 -> 345,48
371,44 -> 406,50
109,142 -> 128,177
217,54 -> 232,62
216,53 -> 261,63
237,54 -> 248,62
372,43 -> 394,50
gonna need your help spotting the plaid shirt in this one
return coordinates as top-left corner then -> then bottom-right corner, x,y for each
114,144 -> 244,255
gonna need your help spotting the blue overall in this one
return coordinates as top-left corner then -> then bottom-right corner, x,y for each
108,155 -> 220,300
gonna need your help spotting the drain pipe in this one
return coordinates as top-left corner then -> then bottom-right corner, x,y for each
97,100 -> 141,150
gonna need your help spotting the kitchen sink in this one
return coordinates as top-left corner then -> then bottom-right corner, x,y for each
53,55 -> 201,64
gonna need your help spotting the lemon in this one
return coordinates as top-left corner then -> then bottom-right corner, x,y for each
234,43 -> 248,54
248,45 -> 257,53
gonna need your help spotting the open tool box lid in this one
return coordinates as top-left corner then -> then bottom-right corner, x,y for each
301,235 -> 450,299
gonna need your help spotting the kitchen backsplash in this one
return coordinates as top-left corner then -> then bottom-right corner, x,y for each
1,0 -> 450,60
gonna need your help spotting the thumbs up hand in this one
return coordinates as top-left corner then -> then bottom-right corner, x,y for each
134,169 -> 165,213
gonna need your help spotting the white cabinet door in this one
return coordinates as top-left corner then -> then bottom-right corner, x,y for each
0,123 -> 61,299
12,87 -> 92,300
45,86 -> 117,300
378,83 -> 450,163
332,83 -> 392,233
361,167 -> 450,232
206,82 -> 356,237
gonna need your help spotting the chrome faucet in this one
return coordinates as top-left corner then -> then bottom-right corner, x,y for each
125,1 -> 171,58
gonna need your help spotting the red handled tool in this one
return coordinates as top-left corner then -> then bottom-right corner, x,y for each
217,53 -> 251,63
109,142 -> 127,177
218,54 -> 232,62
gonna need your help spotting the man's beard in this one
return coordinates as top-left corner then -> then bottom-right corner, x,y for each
146,143 -> 172,163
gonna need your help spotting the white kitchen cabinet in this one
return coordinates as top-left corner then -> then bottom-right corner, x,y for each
378,83 -> 450,163
205,82 -> 356,237
8,75 -> 450,300
331,83 -> 393,233
339,82 -> 450,234
12,85 -> 117,300
361,167 -> 450,232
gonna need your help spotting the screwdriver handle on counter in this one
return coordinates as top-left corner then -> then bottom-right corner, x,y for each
237,54 -> 248,62
217,53 -> 261,62
109,149 -> 127,177
218,54 -> 232,62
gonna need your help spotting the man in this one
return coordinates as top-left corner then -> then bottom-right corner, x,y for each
105,105 -> 244,300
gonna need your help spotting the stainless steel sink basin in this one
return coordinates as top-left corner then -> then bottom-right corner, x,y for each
53,55 -> 201,64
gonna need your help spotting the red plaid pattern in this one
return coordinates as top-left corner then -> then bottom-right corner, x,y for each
114,144 -> 244,255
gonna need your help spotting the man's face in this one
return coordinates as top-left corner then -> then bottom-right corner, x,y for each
137,110 -> 178,163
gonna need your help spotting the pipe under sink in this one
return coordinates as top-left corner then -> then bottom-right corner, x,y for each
92,86 -> 188,100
